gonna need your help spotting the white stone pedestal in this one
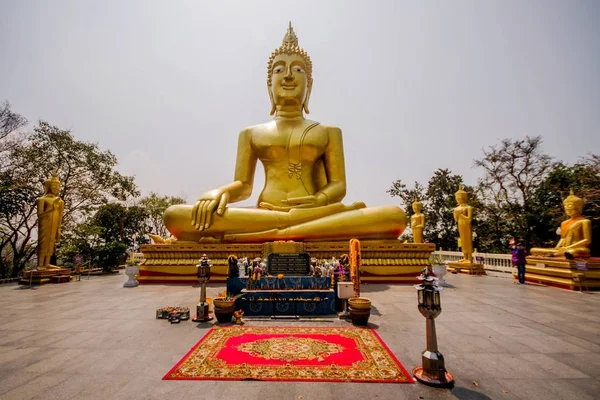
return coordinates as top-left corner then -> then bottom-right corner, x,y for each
123,265 -> 139,288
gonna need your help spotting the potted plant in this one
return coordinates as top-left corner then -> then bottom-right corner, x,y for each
123,259 -> 140,288
429,253 -> 448,286
213,292 -> 244,323
348,297 -> 372,326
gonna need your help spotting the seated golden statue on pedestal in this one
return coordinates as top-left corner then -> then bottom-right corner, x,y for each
37,173 -> 64,269
530,190 -> 592,258
164,23 -> 406,243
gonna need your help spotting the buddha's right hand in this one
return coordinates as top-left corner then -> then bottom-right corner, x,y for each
191,189 -> 230,231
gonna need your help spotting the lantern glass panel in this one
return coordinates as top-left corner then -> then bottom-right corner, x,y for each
425,290 -> 433,308
418,289 -> 424,306
434,291 -> 441,306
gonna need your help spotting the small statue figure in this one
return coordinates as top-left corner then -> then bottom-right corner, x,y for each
228,254 -> 239,278
37,172 -> 64,269
411,200 -> 425,243
314,265 -> 322,277
453,186 -> 473,263
234,309 -> 244,324
530,190 -> 592,258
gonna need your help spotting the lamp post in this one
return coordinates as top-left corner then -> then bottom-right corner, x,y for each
412,267 -> 454,387
192,254 -> 213,322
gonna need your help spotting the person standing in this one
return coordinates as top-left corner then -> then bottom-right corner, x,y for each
511,239 -> 527,284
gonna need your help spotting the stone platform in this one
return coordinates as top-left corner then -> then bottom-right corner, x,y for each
448,262 -> 486,275
138,241 -> 435,284
19,268 -> 72,285
523,256 -> 600,290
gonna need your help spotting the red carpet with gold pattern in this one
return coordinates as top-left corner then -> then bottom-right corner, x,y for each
163,326 -> 414,383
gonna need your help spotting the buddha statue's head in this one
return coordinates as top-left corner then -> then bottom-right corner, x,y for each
412,200 -> 422,213
43,172 -> 60,195
563,189 -> 583,217
455,185 -> 468,205
267,22 -> 313,115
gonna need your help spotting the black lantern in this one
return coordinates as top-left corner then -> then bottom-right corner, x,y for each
412,267 -> 454,387
192,254 -> 213,322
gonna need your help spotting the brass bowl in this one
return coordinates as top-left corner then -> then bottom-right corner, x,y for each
213,298 -> 236,309
348,297 -> 371,310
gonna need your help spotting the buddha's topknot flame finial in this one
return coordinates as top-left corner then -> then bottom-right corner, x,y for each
282,21 -> 298,46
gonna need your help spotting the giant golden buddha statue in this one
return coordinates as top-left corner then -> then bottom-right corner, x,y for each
530,190 -> 592,258
36,173 -> 64,269
164,23 -> 406,243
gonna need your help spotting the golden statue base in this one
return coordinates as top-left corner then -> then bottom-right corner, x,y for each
19,267 -> 72,286
448,262 -> 486,275
522,256 -> 600,291
138,241 -> 435,284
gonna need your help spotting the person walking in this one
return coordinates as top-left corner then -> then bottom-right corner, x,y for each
511,238 -> 527,284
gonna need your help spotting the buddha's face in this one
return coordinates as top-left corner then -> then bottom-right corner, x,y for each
46,181 -> 60,195
563,200 -> 582,217
456,193 -> 467,205
270,53 -> 308,107
412,203 -> 422,213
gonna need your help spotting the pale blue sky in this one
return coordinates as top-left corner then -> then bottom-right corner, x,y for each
1,0 -> 599,207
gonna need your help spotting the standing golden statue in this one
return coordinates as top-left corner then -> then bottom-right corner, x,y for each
453,186 -> 473,263
530,190 -> 592,258
164,23 -> 405,243
411,201 -> 425,243
36,173 -> 64,269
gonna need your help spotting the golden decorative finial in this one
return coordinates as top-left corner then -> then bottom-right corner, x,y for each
282,21 -> 298,46
455,185 -> 467,196
570,188 -> 575,196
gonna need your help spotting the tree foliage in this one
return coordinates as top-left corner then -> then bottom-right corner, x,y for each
474,136 -> 553,251
0,120 -> 139,278
138,192 -> 185,238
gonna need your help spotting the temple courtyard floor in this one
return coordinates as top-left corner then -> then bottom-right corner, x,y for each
1,272 -> 600,400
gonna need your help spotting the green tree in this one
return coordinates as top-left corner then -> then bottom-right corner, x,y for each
90,203 -> 151,246
0,121 -> 138,278
138,192 -> 185,238
474,136 -> 552,250
97,241 -> 127,272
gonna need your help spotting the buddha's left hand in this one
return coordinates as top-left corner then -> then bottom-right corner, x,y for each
260,194 -> 327,212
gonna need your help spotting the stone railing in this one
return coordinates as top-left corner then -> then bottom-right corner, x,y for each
435,250 -> 513,274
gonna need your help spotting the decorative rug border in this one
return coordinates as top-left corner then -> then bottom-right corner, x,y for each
163,326 -> 415,384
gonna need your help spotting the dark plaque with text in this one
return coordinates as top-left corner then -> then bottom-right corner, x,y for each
267,253 -> 311,276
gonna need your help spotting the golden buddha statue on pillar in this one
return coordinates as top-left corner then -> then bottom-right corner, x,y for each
36,173 -> 64,269
453,186 -> 473,263
411,201 -> 425,244
530,190 -> 592,258
164,23 -> 406,243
